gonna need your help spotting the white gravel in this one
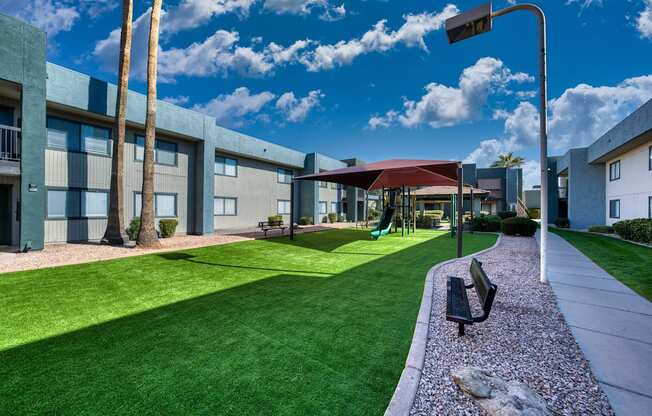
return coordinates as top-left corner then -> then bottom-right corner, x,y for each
410,235 -> 614,416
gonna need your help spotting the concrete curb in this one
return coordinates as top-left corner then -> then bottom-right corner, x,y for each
383,233 -> 503,416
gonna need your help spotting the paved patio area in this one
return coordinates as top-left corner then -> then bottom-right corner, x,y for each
542,231 -> 652,415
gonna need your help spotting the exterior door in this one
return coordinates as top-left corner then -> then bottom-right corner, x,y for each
0,105 -> 13,126
0,185 -> 11,245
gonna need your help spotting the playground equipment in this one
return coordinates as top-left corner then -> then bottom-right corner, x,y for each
370,206 -> 395,240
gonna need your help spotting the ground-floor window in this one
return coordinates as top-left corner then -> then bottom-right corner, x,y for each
47,189 -> 108,219
331,201 -> 339,213
277,200 -> 291,215
649,196 -> 652,219
319,201 -> 327,214
609,199 -> 620,219
215,197 -> 237,216
134,192 -> 178,218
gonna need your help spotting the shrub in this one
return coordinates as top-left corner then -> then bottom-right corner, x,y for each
126,218 -> 141,241
588,225 -> 614,234
328,212 -> 338,223
298,216 -> 312,226
528,208 -> 541,219
498,211 -> 517,220
613,218 -> 652,243
501,217 -> 538,237
159,219 -> 178,238
554,217 -> 570,228
470,215 -> 501,232
338,214 -> 347,222
423,210 -> 444,220
416,215 -> 433,229
268,215 -> 283,224
321,215 -> 328,223
367,208 -> 380,220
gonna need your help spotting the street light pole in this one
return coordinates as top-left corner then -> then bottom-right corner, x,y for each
445,2 -> 549,283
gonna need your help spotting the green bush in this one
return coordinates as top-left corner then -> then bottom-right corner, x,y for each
588,225 -> 614,234
528,208 -> 541,219
126,218 -> 141,241
470,215 -> 501,232
423,210 -> 444,220
554,217 -> 570,228
328,212 -> 338,223
298,216 -> 312,226
159,219 -> 178,238
321,215 -> 328,223
501,217 -> 538,236
338,214 -> 347,222
416,215 -> 433,229
498,211 -> 517,220
268,215 -> 283,224
367,209 -> 380,220
613,219 -> 652,243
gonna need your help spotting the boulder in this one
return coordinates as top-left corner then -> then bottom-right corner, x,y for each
451,367 -> 551,416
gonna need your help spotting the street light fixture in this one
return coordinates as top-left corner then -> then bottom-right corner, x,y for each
445,2 -> 549,284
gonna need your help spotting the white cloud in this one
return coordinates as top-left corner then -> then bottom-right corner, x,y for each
299,4 -> 459,71
276,90 -> 324,122
3,0 -> 79,38
162,95 -> 190,106
368,110 -> 398,130
637,0 -> 652,40
263,0 -> 346,20
192,87 -> 276,127
164,0 -> 256,33
369,57 -> 533,129
565,0 -> 603,9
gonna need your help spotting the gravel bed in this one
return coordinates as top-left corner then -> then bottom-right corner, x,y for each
410,236 -> 614,416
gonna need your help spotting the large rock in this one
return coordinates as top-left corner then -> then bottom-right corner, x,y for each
451,367 -> 551,416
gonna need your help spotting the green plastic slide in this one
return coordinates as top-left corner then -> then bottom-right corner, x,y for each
371,207 -> 395,240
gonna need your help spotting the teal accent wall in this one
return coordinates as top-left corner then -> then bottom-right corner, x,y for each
300,153 -> 319,222
0,14 -> 47,250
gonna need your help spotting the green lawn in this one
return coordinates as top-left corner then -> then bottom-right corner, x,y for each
0,229 -> 496,415
551,228 -> 652,301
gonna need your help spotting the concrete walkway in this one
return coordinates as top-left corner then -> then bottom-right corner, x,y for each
541,231 -> 652,415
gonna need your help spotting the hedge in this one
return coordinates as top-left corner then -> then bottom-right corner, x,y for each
470,215 -> 501,232
497,211 -> 517,220
298,216 -> 312,226
554,218 -> 570,228
159,219 -> 178,238
126,218 -> 141,241
416,215 -> 434,229
501,217 -> 538,237
327,212 -> 338,223
528,208 -> 541,219
588,225 -> 614,234
613,218 -> 652,244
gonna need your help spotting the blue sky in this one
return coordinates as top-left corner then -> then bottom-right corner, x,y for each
2,0 -> 652,187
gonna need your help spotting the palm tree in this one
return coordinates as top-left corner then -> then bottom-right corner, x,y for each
102,0 -> 133,245
491,152 -> 525,168
137,0 -> 163,248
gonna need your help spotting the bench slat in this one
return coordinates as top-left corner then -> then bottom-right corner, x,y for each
446,276 -> 473,323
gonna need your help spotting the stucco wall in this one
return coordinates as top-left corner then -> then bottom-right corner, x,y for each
605,141 -> 652,225
567,148 -> 605,229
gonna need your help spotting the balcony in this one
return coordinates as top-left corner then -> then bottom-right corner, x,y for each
0,124 -> 20,175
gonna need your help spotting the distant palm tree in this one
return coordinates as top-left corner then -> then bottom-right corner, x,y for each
137,0 -> 163,248
491,153 -> 525,168
102,0 -> 133,245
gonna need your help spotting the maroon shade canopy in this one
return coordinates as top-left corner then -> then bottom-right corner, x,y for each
295,159 -> 460,191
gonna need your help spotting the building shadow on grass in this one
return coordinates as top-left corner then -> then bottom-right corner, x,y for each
1,232 -> 486,415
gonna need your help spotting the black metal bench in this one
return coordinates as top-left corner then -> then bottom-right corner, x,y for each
446,258 -> 497,336
258,220 -> 287,237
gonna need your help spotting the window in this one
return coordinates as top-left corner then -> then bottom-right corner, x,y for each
331,201 -> 339,213
215,156 -> 238,176
649,146 -> 652,170
47,189 -> 108,219
609,199 -> 620,219
47,117 -> 110,156
82,191 -> 108,218
135,136 -> 178,165
609,160 -> 620,181
277,200 -> 291,215
331,182 -> 338,190
319,181 -> 328,188
319,201 -> 327,214
277,168 -> 293,184
47,190 -> 68,218
649,196 -> 652,219
215,197 -> 237,216
134,192 -> 178,218
155,194 -> 177,217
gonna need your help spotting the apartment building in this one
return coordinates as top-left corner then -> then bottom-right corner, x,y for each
0,14 -> 366,250
547,98 -> 652,229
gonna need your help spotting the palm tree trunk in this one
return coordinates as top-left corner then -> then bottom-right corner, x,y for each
137,0 -> 163,248
102,0 -> 133,245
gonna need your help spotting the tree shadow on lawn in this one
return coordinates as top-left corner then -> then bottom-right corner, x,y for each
1,232 -> 491,416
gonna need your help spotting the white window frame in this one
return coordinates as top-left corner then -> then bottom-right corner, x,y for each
214,197 -> 237,216
215,156 -> 238,177
277,199 -> 291,215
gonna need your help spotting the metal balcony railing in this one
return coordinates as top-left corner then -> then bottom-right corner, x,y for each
0,124 -> 20,162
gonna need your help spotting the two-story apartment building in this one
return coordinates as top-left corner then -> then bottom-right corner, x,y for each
0,14 -> 367,250
547,98 -> 652,229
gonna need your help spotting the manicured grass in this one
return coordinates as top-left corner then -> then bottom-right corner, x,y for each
0,229 -> 496,415
551,228 -> 652,301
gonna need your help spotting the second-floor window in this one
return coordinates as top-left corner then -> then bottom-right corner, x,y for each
277,168 -> 293,184
47,117 -> 111,156
135,136 -> 178,166
215,156 -> 237,176
649,146 -> 651,171
609,160 -> 620,181
319,181 -> 328,188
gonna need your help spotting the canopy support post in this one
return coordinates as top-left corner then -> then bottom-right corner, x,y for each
290,179 -> 295,241
401,186 -> 405,237
457,165 -> 463,258
470,187 -> 474,234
